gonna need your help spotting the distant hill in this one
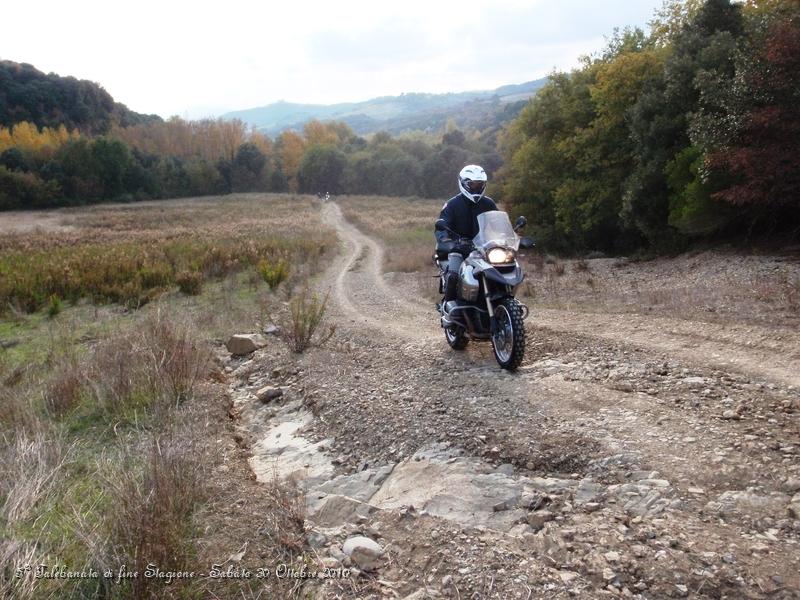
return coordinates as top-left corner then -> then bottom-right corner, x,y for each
222,79 -> 547,135
0,60 -> 161,134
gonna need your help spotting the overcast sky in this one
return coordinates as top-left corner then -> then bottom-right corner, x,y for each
2,0 -> 664,119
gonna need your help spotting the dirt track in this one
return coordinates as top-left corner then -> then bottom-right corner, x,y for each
238,201 -> 800,599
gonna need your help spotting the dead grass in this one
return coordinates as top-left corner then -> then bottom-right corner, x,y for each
0,429 -> 70,526
517,253 -> 800,327
0,538 -> 47,600
37,312 -> 213,425
573,258 -> 590,273
259,475 -> 307,562
0,374 -> 38,432
102,431 -> 207,599
138,312 -> 213,404
44,363 -> 85,418
175,270 -> 203,295
549,261 -> 566,276
0,193 -> 336,599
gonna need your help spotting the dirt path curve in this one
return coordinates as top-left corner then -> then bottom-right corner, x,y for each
320,202 -> 431,341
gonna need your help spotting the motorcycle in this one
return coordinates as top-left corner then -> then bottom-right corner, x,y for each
434,211 -> 534,370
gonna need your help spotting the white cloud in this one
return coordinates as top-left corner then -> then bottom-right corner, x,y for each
0,0 -> 663,118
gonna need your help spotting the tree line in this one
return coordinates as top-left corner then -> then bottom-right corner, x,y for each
0,116 -> 501,210
498,0 -> 799,253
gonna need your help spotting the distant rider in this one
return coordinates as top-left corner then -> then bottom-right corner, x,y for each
435,165 -> 497,306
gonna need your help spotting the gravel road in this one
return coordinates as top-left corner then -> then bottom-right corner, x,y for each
235,202 -> 800,599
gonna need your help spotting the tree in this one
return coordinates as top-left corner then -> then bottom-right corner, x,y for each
648,0 -> 705,45
499,66 -> 601,252
551,32 -> 662,251
0,60 -> 159,134
623,0 -> 744,246
303,120 -> 347,147
297,145 -> 346,194
665,145 -> 731,234
275,130 -> 306,192
231,142 -> 267,191
697,4 -> 800,218
442,129 -> 466,146
56,139 -> 102,200
0,166 -> 60,209
0,147 -> 29,172
91,137 -> 132,198
421,145 -> 470,199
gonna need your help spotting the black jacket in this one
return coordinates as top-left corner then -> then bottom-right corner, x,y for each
435,193 -> 498,244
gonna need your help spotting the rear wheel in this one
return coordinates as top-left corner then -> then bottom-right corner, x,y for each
491,298 -> 525,370
445,325 -> 469,350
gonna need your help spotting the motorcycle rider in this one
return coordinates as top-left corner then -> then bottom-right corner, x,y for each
435,164 -> 498,307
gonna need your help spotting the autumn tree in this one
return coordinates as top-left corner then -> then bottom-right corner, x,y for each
275,130 -> 306,192
696,3 -> 800,222
303,120 -> 345,147
0,122 -> 78,155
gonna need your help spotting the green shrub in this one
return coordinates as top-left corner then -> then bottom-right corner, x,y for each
666,146 -> 732,236
46,294 -> 62,318
258,259 -> 289,290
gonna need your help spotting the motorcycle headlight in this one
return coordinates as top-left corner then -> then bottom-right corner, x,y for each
487,248 -> 515,265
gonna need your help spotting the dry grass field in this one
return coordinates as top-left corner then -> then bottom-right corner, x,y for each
0,193 -> 335,599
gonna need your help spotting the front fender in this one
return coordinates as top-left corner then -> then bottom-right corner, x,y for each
479,264 -> 525,287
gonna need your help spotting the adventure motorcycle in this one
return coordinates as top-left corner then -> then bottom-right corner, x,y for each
434,211 -> 534,370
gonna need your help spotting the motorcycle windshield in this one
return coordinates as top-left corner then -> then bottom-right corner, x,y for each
474,211 -> 519,251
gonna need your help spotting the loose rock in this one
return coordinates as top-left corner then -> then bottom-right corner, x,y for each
342,535 -> 383,571
257,386 -> 283,403
226,333 -> 267,355
527,510 -> 556,531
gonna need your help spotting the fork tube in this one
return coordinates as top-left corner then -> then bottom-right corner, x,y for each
483,277 -> 494,317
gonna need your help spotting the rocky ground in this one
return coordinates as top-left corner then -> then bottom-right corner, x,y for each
224,203 -> 800,599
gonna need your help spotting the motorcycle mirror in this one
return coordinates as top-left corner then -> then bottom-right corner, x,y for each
519,236 -> 535,250
514,216 -> 528,231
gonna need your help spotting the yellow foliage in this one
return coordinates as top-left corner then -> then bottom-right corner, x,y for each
0,128 -> 12,151
649,0 -> 704,46
275,130 -> 306,192
303,120 -> 341,147
110,117 -> 258,163
0,121 -> 79,154
249,130 -> 273,156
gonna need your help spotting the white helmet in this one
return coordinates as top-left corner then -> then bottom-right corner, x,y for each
458,164 -> 487,203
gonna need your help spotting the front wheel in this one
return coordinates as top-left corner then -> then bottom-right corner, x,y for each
491,298 -> 525,370
445,325 -> 469,350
